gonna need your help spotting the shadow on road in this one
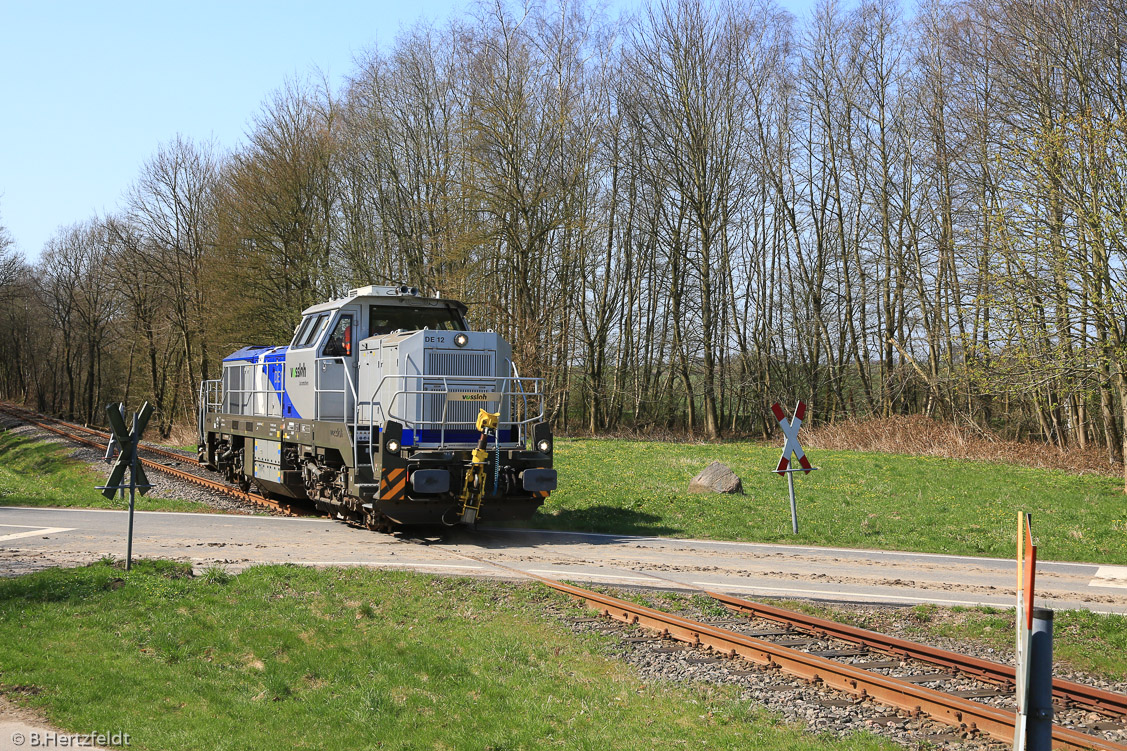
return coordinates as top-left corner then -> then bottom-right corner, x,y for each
401,507 -> 682,549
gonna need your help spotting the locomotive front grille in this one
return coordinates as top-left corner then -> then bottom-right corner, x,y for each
423,349 -> 498,428
427,351 -> 494,378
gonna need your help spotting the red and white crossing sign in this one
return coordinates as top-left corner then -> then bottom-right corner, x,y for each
772,401 -> 813,475
769,401 -> 818,535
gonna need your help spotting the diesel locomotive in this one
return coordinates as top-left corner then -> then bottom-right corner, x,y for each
197,285 -> 556,529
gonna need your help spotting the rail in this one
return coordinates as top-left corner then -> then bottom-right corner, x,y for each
709,591 -> 1127,719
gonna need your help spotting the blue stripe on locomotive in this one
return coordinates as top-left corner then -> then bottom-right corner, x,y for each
263,348 -> 302,419
222,345 -> 273,363
221,345 -> 301,419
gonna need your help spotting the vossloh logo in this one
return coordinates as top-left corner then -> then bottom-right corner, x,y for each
289,364 -> 307,379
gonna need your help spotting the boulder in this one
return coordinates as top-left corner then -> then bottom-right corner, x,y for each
688,461 -> 743,494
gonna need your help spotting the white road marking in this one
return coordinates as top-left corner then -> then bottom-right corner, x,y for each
0,525 -> 76,542
283,560 -> 483,570
527,568 -> 656,582
1090,566 -> 1127,589
692,581 -> 1012,608
482,527 -> 1093,570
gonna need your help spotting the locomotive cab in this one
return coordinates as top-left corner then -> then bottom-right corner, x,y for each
283,286 -> 467,422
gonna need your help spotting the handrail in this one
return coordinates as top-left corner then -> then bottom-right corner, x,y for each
221,359 -> 284,419
313,357 -> 363,469
206,353 -> 548,471
375,373 -> 543,428
362,373 -> 545,452
508,358 -> 532,427
198,379 -> 222,444
312,357 -> 359,417
222,383 -> 283,417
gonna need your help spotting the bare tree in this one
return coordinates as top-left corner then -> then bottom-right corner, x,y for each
127,136 -> 220,415
620,0 -> 760,438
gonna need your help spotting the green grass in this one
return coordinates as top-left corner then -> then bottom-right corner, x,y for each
774,599 -> 1127,681
0,561 -> 894,751
0,428 -> 216,513
517,439 -> 1127,565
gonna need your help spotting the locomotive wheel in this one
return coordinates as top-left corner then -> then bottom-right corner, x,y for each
237,474 -> 251,493
365,509 -> 395,533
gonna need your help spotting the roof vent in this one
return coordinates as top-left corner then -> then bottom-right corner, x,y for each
347,284 -> 421,298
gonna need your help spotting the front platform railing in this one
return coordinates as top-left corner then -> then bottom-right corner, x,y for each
359,370 -> 545,450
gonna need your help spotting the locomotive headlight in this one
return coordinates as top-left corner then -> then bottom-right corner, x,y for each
537,439 -> 551,453
454,333 -> 469,348
385,438 -> 400,454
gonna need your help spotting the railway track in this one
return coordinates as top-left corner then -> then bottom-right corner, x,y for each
0,404 -> 314,517
710,593 -> 1127,720
537,580 -> 1127,750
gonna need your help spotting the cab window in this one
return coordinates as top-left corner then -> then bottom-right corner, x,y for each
291,316 -> 313,347
300,314 -> 328,348
323,314 -> 355,357
368,305 -> 467,337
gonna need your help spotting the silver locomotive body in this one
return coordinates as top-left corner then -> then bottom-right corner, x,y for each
198,285 -> 555,528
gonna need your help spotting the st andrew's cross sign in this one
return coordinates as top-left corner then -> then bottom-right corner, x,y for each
770,401 -> 819,534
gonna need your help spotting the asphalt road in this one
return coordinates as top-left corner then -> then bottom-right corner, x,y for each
3,505 -> 1126,613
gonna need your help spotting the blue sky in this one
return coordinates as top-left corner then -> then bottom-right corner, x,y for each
0,0 -> 813,260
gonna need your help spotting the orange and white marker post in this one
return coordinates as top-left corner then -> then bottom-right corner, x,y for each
1015,512 -> 1035,748
771,402 -> 818,534
1014,512 -> 1053,750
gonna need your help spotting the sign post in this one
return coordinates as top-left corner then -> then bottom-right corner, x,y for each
98,402 -> 153,571
770,402 -> 819,534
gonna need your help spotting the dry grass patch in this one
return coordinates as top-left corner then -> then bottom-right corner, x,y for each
805,414 -> 1120,477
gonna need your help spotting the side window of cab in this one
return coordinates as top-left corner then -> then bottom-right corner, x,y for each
291,317 -> 310,347
298,314 -> 328,349
323,314 -> 354,358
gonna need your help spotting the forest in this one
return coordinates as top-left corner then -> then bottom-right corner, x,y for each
0,0 -> 1124,486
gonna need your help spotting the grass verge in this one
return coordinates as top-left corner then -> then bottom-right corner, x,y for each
516,439 -> 1127,565
0,428 -> 216,513
0,561 -> 894,751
